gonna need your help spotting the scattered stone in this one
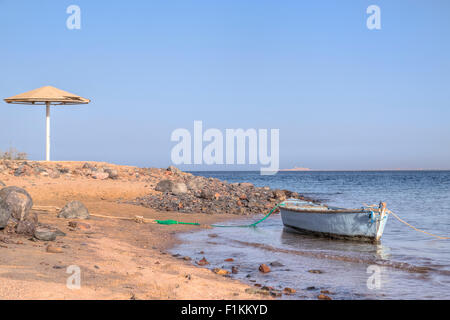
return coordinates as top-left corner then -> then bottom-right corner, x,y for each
92,171 -> 109,180
212,268 -> 230,276
167,166 -> 182,174
196,257 -> 209,266
239,182 -> 254,188
306,286 -> 316,290
283,287 -> 296,295
34,227 -> 60,241
259,264 -> 271,273
58,200 -> 89,219
231,266 -> 239,274
46,245 -> 63,253
134,172 -> 309,216
320,290 -> 333,294
262,286 -> 274,291
0,181 -> 5,187
308,269 -> 323,274
245,288 -> 271,296
269,261 -> 284,267
68,221 -> 91,230
16,220 -> 36,236
224,258 -> 234,262
183,256 -> 191,261
270,290 -> 283,297
104,168 -> 118,179
317,294 -> 332,300
200,189 -> 215,200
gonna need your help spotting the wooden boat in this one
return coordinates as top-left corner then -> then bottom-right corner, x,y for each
280,200 -> 389,242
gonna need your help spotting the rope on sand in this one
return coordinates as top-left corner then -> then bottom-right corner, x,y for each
31,203 -> 283,228
32,205 -> 158,224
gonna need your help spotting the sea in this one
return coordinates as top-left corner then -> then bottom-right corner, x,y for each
170,171 -> 450,299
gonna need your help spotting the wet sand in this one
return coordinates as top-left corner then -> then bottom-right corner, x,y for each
0,162 -> 264,300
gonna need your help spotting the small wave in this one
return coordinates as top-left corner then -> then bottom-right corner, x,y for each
230,239 -> 444,275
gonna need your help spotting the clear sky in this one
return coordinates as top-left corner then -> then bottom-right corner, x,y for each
1,0 -> 449,170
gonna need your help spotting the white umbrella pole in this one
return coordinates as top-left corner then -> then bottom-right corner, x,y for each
46,102 -> 50,161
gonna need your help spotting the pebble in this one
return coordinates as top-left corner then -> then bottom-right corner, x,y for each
308,269 -> 323,274
283,287 -> 297,294
46,245 -> 63,253
212,268 -> 230,276
259,264 -> 271,273
196,257 -> 209,266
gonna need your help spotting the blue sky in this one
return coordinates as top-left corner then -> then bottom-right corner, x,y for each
0,0 -> 449,170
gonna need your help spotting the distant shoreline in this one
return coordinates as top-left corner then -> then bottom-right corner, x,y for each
187,169 -> 450,172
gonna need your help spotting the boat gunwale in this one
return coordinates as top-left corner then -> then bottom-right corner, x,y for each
280,206 -> 372,215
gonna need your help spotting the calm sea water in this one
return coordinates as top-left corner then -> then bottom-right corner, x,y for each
171,171 -> 450,299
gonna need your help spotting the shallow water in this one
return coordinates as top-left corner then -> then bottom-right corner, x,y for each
171,171 -> 450,299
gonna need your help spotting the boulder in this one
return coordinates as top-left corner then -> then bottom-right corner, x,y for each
104,168 -> 118,179
155,180 -> 174,192
0,186 -> 33,222
155,180 -> 187,195
0,199 -> 11,228
186,177 -> 205,191
57,200 -> 89,219
15,212 -> 38,235
34,227 -> 58,241
172,182 -> 187,195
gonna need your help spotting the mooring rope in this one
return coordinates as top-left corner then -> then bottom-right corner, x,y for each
210,202 -> 285,228
32,203 -> 450,239
386,209 -> 450,240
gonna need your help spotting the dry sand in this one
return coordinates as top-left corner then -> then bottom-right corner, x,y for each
0,162 -> 262,300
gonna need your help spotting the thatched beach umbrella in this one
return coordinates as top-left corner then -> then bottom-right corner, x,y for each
4,86 -> 90,161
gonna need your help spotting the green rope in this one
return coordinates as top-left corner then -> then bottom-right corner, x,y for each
155,202 -> 285,228
154,219 -> 200,226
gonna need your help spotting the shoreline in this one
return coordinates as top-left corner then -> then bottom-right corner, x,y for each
0,160 -> 280,300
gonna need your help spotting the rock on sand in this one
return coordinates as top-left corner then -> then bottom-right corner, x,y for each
57,200 -> 90,219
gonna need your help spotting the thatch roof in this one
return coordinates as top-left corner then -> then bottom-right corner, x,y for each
4,86 -> 90,105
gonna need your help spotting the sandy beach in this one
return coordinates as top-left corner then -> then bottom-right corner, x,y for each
0,161 -> 270,300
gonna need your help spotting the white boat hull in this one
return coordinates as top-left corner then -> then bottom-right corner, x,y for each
280,206 -> 388,242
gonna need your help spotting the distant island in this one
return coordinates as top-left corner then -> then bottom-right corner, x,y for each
280,166 -> 311,172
